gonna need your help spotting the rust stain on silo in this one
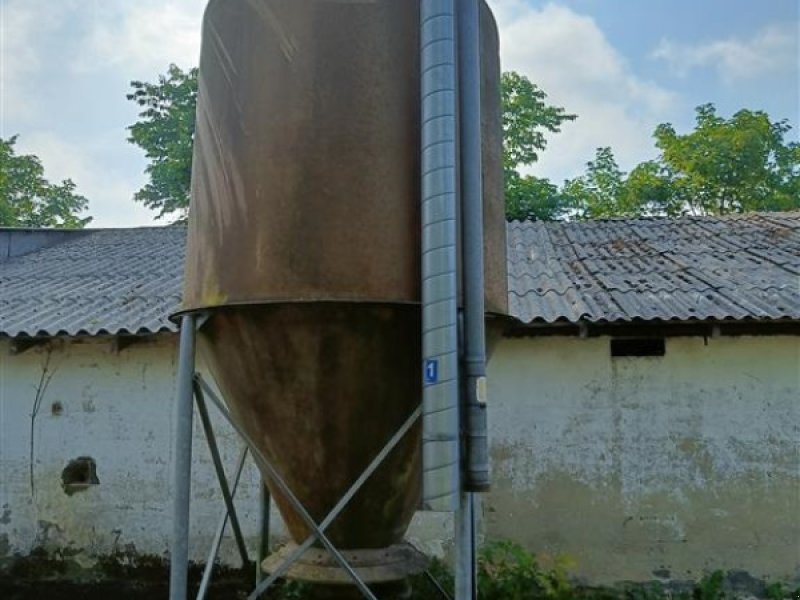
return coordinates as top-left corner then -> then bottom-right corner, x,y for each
182,0 -> 507,314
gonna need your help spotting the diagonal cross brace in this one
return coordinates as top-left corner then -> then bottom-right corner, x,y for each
195,374 -> 421,600
195,445 -> 249,600
247,403 -> 423,600
194,381 -> 250,565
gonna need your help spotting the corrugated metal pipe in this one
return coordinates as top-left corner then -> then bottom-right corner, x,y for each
420,0 -> 461,512
458,0 -> 490,492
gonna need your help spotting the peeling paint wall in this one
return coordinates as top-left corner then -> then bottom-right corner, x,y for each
1,333 -> 798,585
486,335 -> 800,584
0,335 -> 272,567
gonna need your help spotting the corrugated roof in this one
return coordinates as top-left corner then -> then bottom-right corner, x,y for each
508,212 -> 800,324
0,227 -> 184,337
1,212 -> 798,338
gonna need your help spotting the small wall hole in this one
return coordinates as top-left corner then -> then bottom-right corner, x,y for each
61,457 -> 99,495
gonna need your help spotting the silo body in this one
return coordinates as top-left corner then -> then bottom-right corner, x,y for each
183,0 -> 507,591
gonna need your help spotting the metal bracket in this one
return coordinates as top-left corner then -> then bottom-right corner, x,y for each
194,312 -> 211,331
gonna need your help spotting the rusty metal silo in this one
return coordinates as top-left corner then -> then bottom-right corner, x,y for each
180,0 -> 507,596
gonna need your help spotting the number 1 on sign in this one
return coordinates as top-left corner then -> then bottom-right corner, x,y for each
424,359 -> 438,384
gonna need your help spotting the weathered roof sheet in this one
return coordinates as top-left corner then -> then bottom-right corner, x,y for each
0,227 -> 184,337
1,212 -> 798,338
508,212 -> 800,324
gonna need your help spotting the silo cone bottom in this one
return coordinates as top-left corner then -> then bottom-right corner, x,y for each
262,542 -> 427,599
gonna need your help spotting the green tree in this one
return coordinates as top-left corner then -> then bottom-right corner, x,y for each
562,147 -> 628,219
127,66 -> 575,222
506,172 -> 568,222
564,104 -> 799,219
644,104 -> 800,215
0,136 -> 91,228
127,64 -> 198,220
501,71 -> 577,172
501,71 -> 576,221
624,159 -> 688,217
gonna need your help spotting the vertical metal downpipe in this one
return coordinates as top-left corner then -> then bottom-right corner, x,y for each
458,0 -> 490,493
420,0 -> 461,512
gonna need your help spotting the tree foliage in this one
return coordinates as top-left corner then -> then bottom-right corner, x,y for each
501,71 -> 577,172
127,64 -> 198,220
0,136 -> 91,228
126,67 -> 576,222
560,104 -> 800,219
562,147 -> 630,220
506,172 -> 568,222
501,72 -> 577,221
126,64 -> 798,222
646,104 -> 800,215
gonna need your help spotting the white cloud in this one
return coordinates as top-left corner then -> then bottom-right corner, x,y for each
651,23 -> 798,83
75,1 -> 204,77
2,1 -> 201,227
488,0 -> 678,182
15,132 -> 158,228
0,1 -> 74,124
5,0 -> 682,225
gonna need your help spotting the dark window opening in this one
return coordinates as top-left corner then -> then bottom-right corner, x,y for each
610,338 -> 665,357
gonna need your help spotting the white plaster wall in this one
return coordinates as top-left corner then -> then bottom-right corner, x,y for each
2,333 -> 797,585
0,335 -> 272,566
486,334 -> 800,584
0,335 -> 450,567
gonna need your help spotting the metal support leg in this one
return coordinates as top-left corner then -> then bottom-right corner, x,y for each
471,493 -> 478,600
455,491 -> 474,600
194,380 -> 250,566
195,374 -> 419,600
196,446 -> 249,600
169,314 -> 197,600
255,483 -> 271,585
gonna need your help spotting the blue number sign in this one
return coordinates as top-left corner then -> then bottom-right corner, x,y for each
424,359 -> 438,384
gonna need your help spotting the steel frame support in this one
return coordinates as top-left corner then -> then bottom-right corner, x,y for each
170,314 -> 197,600
425,569 -> 454,600
194,380 -> 250,565
196,446 -> 249,600
241,396 -> 422,599
255,484 -> 271,586
455,492 -> 474,600
168,327 -> 422,600
194,374 -> 380,599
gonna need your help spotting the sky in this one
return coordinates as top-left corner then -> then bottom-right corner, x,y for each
1,0 -> 797,227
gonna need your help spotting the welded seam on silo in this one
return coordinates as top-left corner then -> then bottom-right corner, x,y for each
421,0 -> 460,512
